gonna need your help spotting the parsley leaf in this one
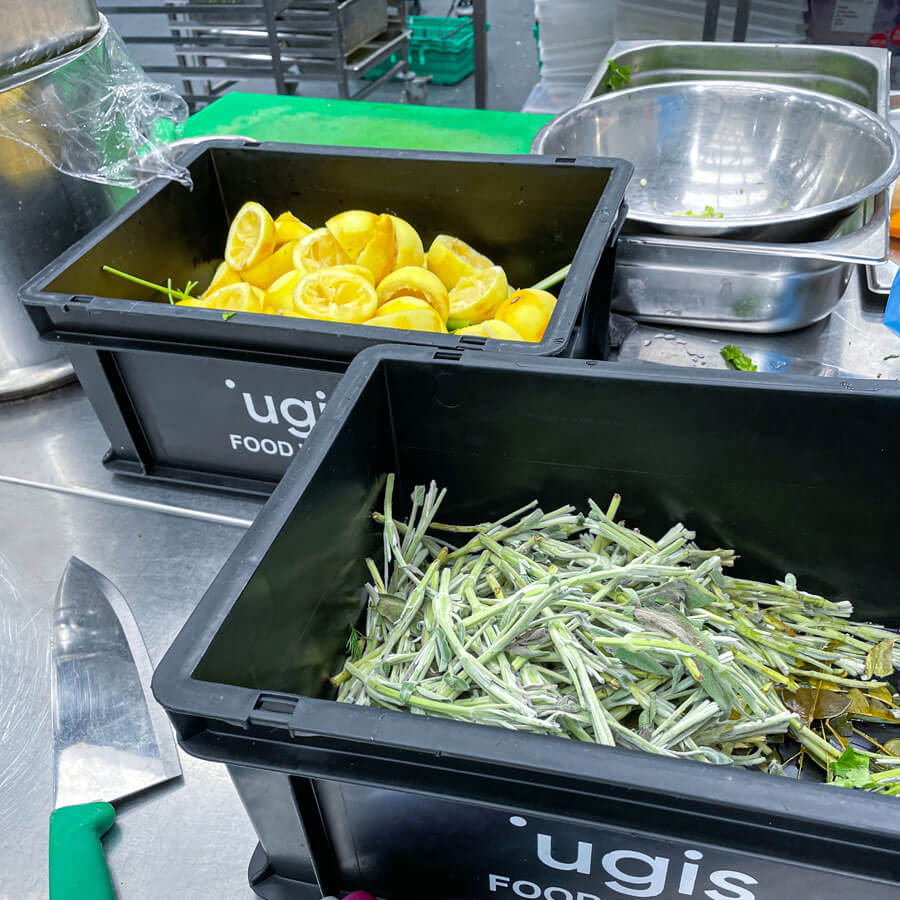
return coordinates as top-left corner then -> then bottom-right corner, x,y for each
721,344 -> 757,372
600,60 -> 631,92
830,746 -> 873,789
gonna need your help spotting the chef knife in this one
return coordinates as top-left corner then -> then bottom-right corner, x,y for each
50,557 -> 181,899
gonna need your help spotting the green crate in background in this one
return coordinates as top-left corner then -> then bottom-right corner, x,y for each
364,15 -> 488,85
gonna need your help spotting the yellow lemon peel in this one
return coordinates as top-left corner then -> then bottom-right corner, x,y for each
293,267 -> 378,323
377,266 -> 449,321
225,202 -> 276,271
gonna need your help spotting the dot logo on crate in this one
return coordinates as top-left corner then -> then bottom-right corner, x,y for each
224,378 -> 328,458
487,816 -> 758,899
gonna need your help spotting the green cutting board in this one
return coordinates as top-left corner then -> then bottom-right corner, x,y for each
180,93 -> 550,154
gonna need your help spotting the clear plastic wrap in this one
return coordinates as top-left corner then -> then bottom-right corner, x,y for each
0,18 -> 191,189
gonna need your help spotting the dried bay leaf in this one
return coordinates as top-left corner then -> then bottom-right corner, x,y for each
780,686 -> 851,721
847,687 -> 900,723
866,638 -> 897,679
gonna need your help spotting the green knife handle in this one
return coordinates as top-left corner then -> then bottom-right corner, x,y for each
49,802 -> 116,900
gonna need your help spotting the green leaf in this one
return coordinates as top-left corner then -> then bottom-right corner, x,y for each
650,581 -> 686,605
721,344 -> 757,372
443,673 -> 468,693
865,638 -> 896,679
634,605 -> 710,652
831,746 -> 873,789
375,593 -> 407,624
222,311 -> 237,321
684,580 -> 716,609
638,706 -> 651,730
615,646 -> 668,676
698,662 -> 735,714
399,682 -> 417,704
638,692 -> 658,731
600,60 -> 631,92
434,628 -> 451,671
708,567 -> 727,587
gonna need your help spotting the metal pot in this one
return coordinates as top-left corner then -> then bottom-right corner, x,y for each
0,0 -> 99,78
0,14 -> 117,401
532,81 -> 900,242
0,135 -> 117,401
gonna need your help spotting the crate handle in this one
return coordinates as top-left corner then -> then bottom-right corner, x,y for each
249,693 -> 298,728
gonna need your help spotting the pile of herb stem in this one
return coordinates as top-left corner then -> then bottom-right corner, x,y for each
334,477 -> 900,793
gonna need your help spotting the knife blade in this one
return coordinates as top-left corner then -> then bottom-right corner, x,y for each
50,558 -> 181,900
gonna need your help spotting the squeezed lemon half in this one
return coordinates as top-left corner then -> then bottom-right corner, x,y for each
274,211 -> 312,244
426,234 -> 493,291
376,266 -> 449,322
200,261 -> 242,299
453,319 -> 524,341
203,282 -> 266,313
225,202 -> 276,271
264,269 -> 305,314
447,265 -> 508,329
293,267 -> 378,323
294,228 -> 352,272
494,288 -> 557,342
367,296 -> 447,333
242,240 -> 299,289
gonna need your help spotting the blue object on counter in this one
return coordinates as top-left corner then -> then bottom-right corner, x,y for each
885,265 -> 900,337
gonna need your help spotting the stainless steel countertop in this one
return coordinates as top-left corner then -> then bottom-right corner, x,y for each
0,384 -> 264,900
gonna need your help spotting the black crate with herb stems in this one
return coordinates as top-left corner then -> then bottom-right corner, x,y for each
19,138 -> 630,494
152,345 -> 900,900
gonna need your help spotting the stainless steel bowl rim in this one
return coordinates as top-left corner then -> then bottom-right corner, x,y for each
0,14 -> 108,95
531,80 -> 900,233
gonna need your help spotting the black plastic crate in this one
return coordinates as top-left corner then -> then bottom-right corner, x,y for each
19,139 -> 630,494
153,346 -> 900,900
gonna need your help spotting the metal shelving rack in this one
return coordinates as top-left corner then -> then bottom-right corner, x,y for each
102,0 -> 410,108
703,0 -> 753,40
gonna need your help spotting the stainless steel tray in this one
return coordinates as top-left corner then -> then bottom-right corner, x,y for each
584,41 -> 890,118
581,40 -> 892,331
614,268 -> 900,380
866,256 -> 896,294
866,95 -> 900,294
614,193 -> 890,332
